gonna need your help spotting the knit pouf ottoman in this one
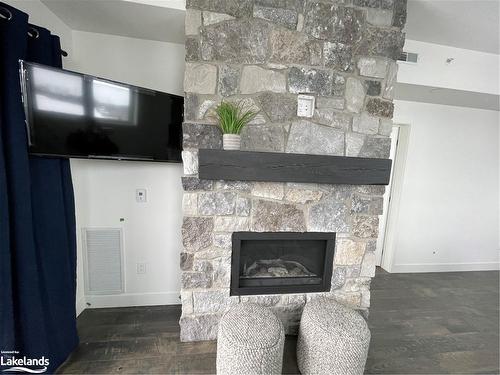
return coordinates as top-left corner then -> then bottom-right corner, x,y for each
216,303 -> 285,375
297,297 -> 371,375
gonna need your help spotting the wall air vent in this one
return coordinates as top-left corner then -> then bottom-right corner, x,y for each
84,228 -> 124,295
398,51 -> 418,63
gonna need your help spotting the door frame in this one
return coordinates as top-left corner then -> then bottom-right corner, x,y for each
379,123 -> 411,272
375,126 -> 399,266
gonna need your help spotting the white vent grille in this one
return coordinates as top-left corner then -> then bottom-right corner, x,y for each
84,228 -> 123,295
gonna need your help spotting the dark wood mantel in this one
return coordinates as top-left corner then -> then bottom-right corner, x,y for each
198,149 -> 392,185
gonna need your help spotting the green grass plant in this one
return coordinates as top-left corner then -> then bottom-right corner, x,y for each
214,101 -> 258,135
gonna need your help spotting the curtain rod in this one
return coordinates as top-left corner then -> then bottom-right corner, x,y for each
0,9 -> 68,57
27,27 -> 68,57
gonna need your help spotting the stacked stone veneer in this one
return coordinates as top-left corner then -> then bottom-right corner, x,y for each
180,0 -> 407,341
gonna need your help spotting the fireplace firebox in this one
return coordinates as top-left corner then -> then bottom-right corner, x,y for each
230,232 -> 336,296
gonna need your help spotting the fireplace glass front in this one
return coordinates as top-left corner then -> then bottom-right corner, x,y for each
230,232 -> 336,296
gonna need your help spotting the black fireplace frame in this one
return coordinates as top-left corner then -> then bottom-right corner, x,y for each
230,232 -> 336,296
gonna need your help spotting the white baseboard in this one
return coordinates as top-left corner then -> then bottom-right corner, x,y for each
85,292 -> 180,309
76,296 -> 87,317
391,261 -> 500,273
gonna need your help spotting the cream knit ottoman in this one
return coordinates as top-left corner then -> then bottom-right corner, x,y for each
297,297 -> 371,375
216,303 -> 285,375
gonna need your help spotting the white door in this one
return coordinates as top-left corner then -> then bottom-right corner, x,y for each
375,126 -> 400,266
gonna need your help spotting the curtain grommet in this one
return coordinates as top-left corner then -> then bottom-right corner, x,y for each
0,7 -> 13,21
28,27 -> 40,39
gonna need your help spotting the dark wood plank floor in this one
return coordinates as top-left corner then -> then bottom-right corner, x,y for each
366,270 -> 499,374
58,270 -> 499,374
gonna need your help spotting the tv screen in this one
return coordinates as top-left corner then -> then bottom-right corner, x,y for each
19,61 -> 183,162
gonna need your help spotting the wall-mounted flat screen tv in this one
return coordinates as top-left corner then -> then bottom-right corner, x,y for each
19,61 -> 183,162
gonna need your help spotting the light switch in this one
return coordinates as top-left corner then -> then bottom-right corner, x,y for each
297,94 -> 315,118
136,189 -> 147,203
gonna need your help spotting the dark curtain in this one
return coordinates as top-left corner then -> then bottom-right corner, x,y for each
0,2 -> 78,373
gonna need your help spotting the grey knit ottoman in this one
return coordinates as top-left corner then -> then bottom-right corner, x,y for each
297,297 -> 371,375
216,303 -> 285,375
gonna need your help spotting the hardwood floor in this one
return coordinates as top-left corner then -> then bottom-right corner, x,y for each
366,270 -> 499,374
58,270 -> 499,374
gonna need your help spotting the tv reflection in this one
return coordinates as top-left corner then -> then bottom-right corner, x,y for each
33,66 -> 138,125
32,66 -> 139,155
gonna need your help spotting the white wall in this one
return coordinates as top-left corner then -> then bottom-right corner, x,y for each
399,39 -> 500,95
69,31 -> 185,308
71,31 -> 185,94
391,100 -> 499,272
71,160 -> 183,307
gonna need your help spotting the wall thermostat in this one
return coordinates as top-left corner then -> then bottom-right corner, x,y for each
297,94 -> 315,118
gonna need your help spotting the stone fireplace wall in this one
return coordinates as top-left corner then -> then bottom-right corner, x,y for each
180,0 -> 407,341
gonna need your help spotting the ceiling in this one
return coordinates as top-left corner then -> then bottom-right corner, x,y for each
42,0 -> 499,55
41,0 -> 185,44
405,0 -> 499,54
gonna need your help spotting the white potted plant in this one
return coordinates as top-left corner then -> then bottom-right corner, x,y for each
214,101 -> 258,151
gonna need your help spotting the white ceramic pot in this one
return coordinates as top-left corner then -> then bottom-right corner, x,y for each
223,134 -> 241,151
